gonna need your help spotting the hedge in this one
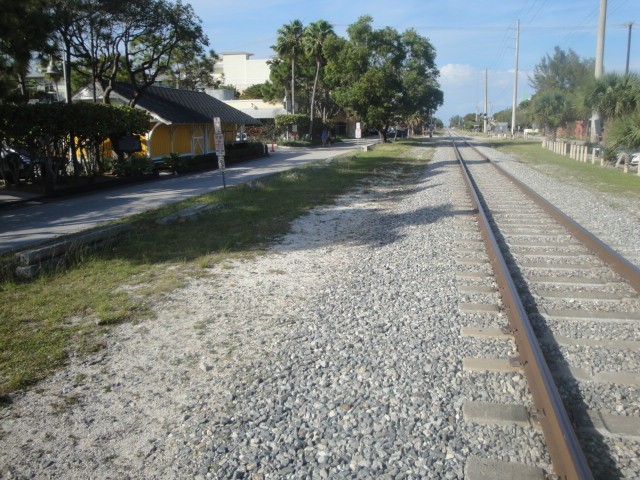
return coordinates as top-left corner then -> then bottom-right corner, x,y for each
0,103 -> 150,183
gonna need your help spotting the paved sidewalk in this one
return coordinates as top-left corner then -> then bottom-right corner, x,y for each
0,139 -> 379,254
0,188 -> 42,207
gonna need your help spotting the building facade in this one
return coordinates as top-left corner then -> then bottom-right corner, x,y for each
73,83 -> 259,159
213,52 -> 271,92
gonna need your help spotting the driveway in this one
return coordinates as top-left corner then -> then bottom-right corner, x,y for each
0,140 -> 376,255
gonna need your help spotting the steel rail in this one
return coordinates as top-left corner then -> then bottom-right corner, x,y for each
452,139 -> 594,480
466,140 -> 640,294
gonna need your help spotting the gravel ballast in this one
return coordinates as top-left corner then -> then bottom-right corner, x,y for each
1,139 -> 638,479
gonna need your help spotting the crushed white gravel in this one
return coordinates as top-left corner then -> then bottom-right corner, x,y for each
0,139 -> 638,479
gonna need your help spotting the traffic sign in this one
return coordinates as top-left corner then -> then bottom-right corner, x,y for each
214,133 -> 225,156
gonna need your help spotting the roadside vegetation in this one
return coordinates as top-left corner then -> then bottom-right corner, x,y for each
484,138 -> 640,199
450,46 -> 640,160
0,139 -> 433,403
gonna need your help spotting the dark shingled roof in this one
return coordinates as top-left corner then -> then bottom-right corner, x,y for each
112,82 -> 260,125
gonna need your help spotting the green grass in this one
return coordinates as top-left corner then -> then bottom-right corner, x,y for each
484,138 -> 640,201
0,140 -> 432,402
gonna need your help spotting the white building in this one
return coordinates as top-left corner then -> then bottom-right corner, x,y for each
213,52 -> 271,92
222,98 -> 287,121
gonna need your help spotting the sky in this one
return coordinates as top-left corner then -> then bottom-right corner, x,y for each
189,0 -> 639,123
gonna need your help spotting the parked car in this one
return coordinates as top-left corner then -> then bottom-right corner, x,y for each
616,150 -> 640,166
0,145 -> 66,185
0,145 -> 33,184
386,127 -> 408,140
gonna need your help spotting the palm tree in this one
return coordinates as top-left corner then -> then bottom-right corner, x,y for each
303,20 -> 334,137
273,20 -> 303,114
582,73 -> 640,154
607,111 -> 640,150
584,72 -> 640,121
532,90 -> 573,140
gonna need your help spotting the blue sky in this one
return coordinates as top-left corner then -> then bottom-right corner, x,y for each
191,0 -> 639,123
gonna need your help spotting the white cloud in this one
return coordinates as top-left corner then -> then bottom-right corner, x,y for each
439,64 -> 478,87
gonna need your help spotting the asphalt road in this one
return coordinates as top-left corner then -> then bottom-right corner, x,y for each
0,140 -> 375,255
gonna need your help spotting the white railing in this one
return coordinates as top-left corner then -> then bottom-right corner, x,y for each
540,138 -> 639,176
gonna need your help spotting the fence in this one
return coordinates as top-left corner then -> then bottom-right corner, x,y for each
541,138 -> 640,176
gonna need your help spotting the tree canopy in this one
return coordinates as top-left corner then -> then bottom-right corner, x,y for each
0,0 -> 209,106
584,73 -> 640,149
529,47 -> 594,93
525,44 -> 640,149
272,20 -> 303,114
531,90 -> 573,138
524,46 -> 594,138
323,16 -> 442,140
303,20 -> 335,137
0,0 -> 55,101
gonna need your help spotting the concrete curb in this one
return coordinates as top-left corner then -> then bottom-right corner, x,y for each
14,223 -> 131,279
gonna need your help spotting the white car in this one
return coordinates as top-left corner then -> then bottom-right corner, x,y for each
616,150 -> 640,165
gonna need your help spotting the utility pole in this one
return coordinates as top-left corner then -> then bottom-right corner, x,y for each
625,22 -> 634,75
484,68 -> 488,134
511,19 -> 520,137
591,0 -> 607,143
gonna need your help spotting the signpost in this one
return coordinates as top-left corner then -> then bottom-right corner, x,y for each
355,122 -> 361,149
213,117 -> 226,188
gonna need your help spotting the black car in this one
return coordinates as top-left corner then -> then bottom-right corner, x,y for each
0,146 -> 33,184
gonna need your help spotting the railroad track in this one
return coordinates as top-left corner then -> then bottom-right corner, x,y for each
450,135 -> 640,479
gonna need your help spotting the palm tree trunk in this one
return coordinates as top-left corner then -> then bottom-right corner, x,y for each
291,56 -> 295,114
309,60 -> 320,137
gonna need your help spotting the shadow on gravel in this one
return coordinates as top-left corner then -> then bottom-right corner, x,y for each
277,160 -> 462,252
276,202 -> 461,253
481,203 -> 624,479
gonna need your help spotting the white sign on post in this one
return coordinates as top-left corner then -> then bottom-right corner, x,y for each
213,117 -> 225,162
355,122 -> 362,139
213,117 -> 227,188
214,133 -> 225,155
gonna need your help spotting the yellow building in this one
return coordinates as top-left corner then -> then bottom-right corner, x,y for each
74,83 -> 260,160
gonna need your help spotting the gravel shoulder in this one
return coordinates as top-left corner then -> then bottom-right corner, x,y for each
0,139 -> 637,479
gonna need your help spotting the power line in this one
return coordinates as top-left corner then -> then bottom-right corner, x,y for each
523,0 -> 549,28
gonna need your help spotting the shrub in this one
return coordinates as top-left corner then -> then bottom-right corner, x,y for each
159,143 -> 267,172
0,103 -> 150,181
110,156 -> 155,176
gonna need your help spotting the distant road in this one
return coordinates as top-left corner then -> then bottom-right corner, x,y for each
0,140 -> 375,254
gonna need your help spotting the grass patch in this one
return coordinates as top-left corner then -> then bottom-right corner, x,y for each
0,140 -> 432,400
484,138 -> 640,201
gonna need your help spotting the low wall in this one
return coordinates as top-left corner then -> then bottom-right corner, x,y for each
13,224 -> 131,279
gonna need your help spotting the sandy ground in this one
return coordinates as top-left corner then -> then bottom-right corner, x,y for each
0,173 -> 392,479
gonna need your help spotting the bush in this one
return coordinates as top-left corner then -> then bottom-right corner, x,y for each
0,103 -> 150,181
602,144 -> 619,164
110,156 -> 155,177
159,143 -> 267,172
224,142 -> 266,164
